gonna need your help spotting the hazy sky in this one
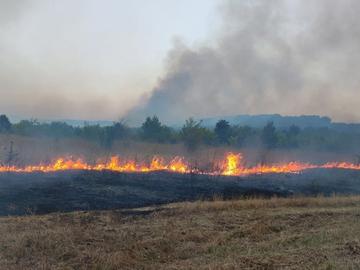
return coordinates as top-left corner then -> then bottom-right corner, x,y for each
2,0 -> 360,123
0,0 -> 220,120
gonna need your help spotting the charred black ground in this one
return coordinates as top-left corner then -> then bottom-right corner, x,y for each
1,169 -> 360,216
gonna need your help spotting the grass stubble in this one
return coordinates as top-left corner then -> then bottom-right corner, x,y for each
1,195 -> 360,269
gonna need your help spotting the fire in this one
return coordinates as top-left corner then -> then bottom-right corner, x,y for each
321,162 -> 360,170
1,152 -> 360,175
220,152 -> 360,175
222,153 -> 243,175
0,156 -> 190,174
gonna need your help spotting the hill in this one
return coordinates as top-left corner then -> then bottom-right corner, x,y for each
200,114 -> 332,128
199,114 -> 360,133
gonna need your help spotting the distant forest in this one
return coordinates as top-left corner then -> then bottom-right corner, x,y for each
0,114 -> 360,152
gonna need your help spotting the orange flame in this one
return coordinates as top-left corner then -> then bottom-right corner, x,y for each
1,153 -> 360,176
222,153 -> 243,175
0,156 -> 190,174
220,152 -> 360,175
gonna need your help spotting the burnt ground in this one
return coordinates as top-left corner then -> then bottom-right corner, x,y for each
1,169 -> 360,216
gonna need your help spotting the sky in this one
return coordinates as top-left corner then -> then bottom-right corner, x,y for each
1,0 -> 360,124
0,0 -> 220,121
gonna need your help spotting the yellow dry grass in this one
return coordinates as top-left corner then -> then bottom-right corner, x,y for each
1,195 -> 360,269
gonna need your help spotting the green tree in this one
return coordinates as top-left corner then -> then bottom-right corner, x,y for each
140,116 -> 172,143
0,114 -> 11,132
214,120 -> 231,144
230,125 -> 254,147
12,119 -> 39,136
101,122 -> 129,149
286,125 -> 300,148
181,118 -> 213,151
261,122 -> 278,149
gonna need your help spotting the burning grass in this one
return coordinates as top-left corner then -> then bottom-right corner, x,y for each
1,151 -> 360,176
1,195 -> 360,269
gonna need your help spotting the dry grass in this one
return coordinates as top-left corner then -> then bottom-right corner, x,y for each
1,133 -> 355,166
0,134 -> 233,165
1,195 -> 360,269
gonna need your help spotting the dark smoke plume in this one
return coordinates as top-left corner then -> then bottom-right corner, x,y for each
127,0 -> 360,125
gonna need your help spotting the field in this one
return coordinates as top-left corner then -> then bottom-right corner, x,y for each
1,195 -> 360,269
0,134 -> 357,166
2,168 -> 360,216
2,135 -> 360,269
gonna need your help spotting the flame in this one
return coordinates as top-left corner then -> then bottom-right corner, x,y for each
222,153 -> 243,175
0,156 -> 190,174
321,162 -> 360,170
1,153 -> 360,176
220,152 -> 360,175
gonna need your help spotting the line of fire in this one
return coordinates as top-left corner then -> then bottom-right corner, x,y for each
1,152 -> 360,176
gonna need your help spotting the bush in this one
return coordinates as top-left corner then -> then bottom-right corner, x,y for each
229,125 -> 254,147
181,118 -> 214,151
140,116 -> 173,143
215,120 -> 231,144
101,122 -> 130,149
0,114 -> 12,132
261,122 -> 278,149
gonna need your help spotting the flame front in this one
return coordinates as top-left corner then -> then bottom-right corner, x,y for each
0,156 -> 190,174
220,152 -> 360,175
1,153 -> 360,176
222,153 -> 243,175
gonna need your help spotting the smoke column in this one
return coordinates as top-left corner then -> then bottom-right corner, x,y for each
127,0 -> 360,125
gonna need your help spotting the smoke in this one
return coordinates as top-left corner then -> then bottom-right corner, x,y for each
0,0 -> 155,120
0,0 -> 30,23
127,0 -> 360,125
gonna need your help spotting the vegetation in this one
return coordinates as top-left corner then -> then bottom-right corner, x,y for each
1,114 -> 360,152
0,114 -> 11,132
2,195 -> 360,269
140,116 -> 174,143
214,119 -> 231,144
261,121 -> 278,149
180,118 -> 213,151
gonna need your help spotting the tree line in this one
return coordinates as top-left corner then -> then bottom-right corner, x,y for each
0,114 -> 359,152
